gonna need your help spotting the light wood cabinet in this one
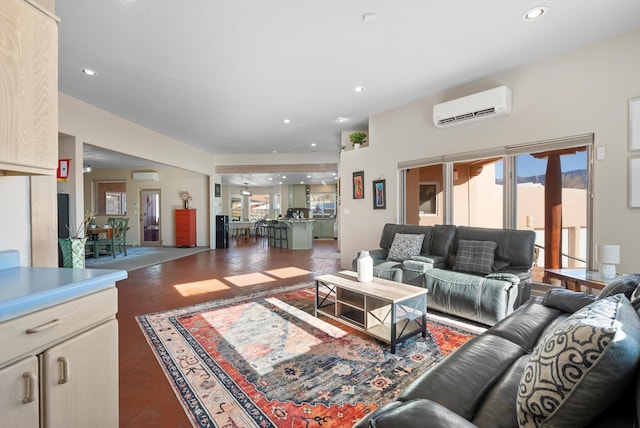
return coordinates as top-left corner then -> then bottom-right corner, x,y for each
0,356 -> 39,428
0,288 -> 119,427
0,0 -> 59,176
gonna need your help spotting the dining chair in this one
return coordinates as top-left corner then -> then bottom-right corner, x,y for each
107,217 -> 129,256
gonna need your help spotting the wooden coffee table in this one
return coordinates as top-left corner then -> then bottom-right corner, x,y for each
314,271 -> 428,353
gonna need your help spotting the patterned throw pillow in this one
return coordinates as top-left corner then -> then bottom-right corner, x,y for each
386,233 -> 425,262
517,295 -> 640,428
453,240 -> 497,275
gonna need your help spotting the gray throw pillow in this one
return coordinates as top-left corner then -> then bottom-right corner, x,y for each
453,240 -> 497,275
386,233 -> 425,262
517,294 -> 640,428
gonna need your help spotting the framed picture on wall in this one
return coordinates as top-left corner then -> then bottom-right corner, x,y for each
352,171 -> 364,199
215,183 -> 221,198
373,179 -> 386,209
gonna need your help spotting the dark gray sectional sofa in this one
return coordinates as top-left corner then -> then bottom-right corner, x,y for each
352,223 -> 536,325
354,274 -> 640,428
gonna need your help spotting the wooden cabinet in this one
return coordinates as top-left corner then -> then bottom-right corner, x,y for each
175,209 -> 196,247
0,0 -> 59,175
0,356 -> 39,427
0,288 -> 119,428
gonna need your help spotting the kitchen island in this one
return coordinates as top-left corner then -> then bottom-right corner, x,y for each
277,219 -> 314,249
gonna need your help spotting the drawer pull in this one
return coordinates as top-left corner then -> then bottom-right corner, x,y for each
22,372 -> 37,403
26,319 -> 61,334
57,357 -> 69,384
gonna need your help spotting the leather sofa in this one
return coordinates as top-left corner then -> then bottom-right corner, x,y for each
352,224 -> 536,325
354,274 -> 640,428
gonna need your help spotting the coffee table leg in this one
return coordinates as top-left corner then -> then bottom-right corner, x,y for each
421,312 -> 427,338
390,304 -> 397,354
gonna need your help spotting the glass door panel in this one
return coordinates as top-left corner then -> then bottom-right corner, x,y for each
452,158 -> 503,227
141,190 -> 161,245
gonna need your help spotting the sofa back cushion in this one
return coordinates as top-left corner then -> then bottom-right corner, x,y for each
379,223 -> 433,255
449,226 -> 536,270
517,294 -> 640,427
431,224 -> 457,258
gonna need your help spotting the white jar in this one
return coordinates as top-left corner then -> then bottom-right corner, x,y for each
357,250 -> 373,283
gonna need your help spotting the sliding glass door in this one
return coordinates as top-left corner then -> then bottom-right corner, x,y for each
402,135 -> 592,283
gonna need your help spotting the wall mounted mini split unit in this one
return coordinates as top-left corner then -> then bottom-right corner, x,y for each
433,86 -> 512,128
132,171 -> 160,182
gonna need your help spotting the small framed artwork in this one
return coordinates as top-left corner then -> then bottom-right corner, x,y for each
630,156 -> 640,208
57,159 -> 69,181
373,179 -> 386,209
215,183 -> 221,198
352,171 -> 364,199
631,98 -> 640,151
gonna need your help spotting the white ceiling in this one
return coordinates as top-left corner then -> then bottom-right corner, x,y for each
60,1 -> 640,184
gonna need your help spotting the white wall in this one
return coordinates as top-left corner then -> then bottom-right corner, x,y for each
339,28 -> 640,274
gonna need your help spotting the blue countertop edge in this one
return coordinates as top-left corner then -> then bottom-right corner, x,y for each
0,267 -> 128,323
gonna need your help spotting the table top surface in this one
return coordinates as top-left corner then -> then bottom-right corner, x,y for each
315,270 -> 427,302
544,268 -> 619,285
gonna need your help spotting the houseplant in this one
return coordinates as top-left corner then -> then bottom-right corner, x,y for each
349,131 -> 367,149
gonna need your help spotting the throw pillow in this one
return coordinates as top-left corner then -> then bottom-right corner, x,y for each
386,233 -> 425,262
453,240 -> 497,275
516,294 -> 640,428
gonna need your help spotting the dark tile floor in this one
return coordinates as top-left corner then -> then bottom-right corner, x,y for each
117,238 -> 340,427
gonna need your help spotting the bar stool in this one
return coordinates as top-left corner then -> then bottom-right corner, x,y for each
273,222 -> 288,248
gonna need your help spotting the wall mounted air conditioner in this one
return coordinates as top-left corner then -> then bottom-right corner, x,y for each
433,86 -> 512,128
132,171 -> 159,182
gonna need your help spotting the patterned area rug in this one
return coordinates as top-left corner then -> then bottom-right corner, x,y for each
137,283 -> 478,427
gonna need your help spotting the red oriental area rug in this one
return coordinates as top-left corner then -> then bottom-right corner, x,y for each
136,283 -> 479,427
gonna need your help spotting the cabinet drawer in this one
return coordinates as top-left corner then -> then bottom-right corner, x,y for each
0,288 -> 117,366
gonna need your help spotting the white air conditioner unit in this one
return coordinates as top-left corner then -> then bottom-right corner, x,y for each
433,86 -> 512,128
132,171 -> 159,182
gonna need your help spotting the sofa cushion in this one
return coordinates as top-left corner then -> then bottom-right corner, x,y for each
453,240 -> 497,275
598,273 -> 640,301
387,233 -> 425,262
516,294 -> 640,428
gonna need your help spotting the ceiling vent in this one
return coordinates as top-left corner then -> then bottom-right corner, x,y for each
433,86 -> 512,128
132,171 -> 159,182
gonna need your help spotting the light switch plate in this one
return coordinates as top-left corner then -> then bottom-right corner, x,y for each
596,146 -> 606,160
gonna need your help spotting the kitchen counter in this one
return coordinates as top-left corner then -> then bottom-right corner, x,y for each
0,250 -> 127,322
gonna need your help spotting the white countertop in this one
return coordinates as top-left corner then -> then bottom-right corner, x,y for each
0,267 -> 128,322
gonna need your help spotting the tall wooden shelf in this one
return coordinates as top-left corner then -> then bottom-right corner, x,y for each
175,209 -> 196,247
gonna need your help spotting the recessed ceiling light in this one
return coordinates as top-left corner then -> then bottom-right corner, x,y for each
523,6 -> 547,21
300,181 -> 304,184
279,181 -> 283,185
272,150 -> 277,154
283,118 -> 291,124
362,13 -> 377,23
354,86 -> 366,93
282,175 -> 287,179
307,175 -> 311,178
82,68 -> 98,77
336,117 -> 348,123
268,177 -> 273,181
311,142 -> 316,147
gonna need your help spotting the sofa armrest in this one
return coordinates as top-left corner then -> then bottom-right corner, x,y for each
363,399 -> 477,428
542,288 -> 597,313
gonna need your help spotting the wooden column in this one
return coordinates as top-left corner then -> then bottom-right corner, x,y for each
543,153 -> 562,279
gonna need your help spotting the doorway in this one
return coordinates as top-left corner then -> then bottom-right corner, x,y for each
141,189 -> 161,246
